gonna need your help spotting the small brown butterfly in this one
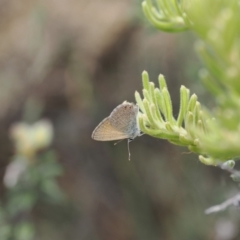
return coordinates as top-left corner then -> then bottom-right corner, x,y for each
92,101 -> 142,160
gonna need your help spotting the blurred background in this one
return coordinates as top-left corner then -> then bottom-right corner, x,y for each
0,0 -> 239,240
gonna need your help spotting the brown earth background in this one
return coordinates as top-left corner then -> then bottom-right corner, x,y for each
0,0 -> 239,240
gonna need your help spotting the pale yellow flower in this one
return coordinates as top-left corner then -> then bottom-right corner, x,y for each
10,120 -> 53,158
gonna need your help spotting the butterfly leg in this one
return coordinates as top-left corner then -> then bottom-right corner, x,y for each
114,139 -> 124,145
127,138 -> 134,161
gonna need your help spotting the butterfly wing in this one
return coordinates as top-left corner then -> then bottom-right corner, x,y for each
109,102 -> 139,138
92,117 -> 129,141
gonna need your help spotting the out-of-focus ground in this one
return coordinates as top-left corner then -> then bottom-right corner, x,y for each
0,0 -> 239,239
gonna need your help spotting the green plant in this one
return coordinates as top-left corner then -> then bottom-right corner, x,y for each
0,120 -> 64,240
137,0 -> 240,167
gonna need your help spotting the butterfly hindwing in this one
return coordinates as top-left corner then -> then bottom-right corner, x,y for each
109,102 -> 139,139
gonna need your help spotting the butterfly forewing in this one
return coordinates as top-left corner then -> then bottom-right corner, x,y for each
92,117 -> 129,141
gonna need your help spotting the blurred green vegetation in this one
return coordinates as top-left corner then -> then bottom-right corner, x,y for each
0,0 -> 238,240
142,0 -> 240,165
1,120 -> 64,240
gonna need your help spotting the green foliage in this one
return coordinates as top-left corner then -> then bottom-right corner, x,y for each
142,0 -> 190,32
135,72 -> 210,161
138,0 -> 240,165
13,222 -> 35,240
0,120 -> 65,240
